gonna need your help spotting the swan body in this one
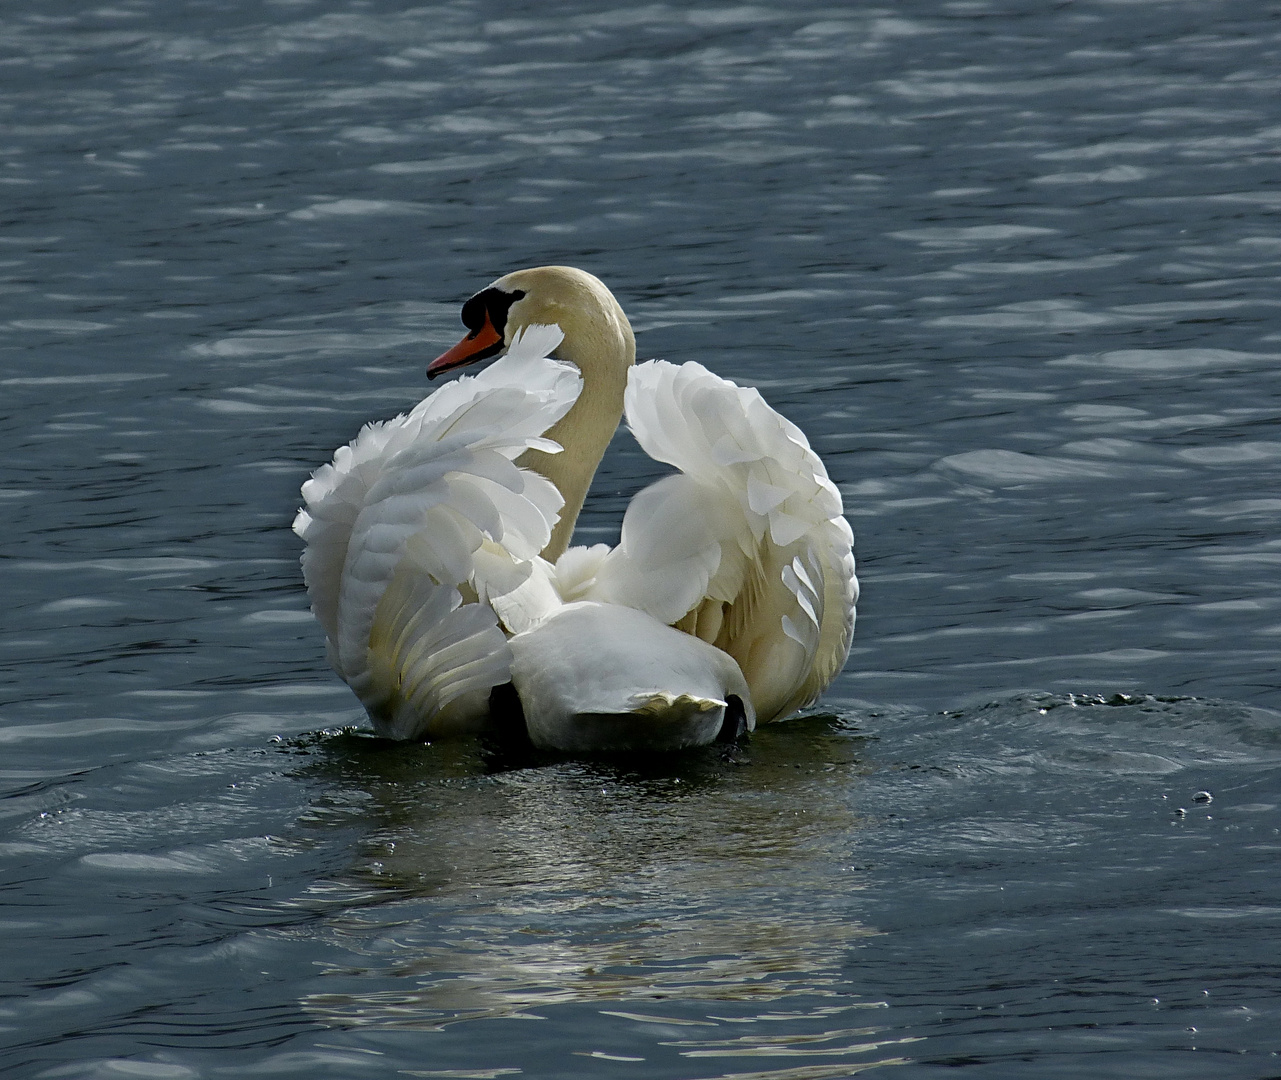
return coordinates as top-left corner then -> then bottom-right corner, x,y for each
294,267 -> 857,752
509,601 -> 754,752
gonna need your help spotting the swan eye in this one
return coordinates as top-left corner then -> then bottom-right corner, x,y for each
429,288 -> 527,378
461,287 -> 526,341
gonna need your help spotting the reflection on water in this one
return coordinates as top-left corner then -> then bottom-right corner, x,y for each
3,685 -> 1278,1076
287,719 -> 886,1032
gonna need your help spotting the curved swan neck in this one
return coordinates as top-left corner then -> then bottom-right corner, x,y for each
498,267 -> 635,563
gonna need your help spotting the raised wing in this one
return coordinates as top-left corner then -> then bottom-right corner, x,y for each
293,324 -> 578,738
579,360 -> 857,722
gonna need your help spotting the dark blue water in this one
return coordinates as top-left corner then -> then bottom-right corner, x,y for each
3,1 -> 1280,1077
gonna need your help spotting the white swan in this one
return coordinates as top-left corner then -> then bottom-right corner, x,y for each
294,267 -> 857,752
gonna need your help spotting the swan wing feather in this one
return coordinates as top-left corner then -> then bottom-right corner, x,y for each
365,562 -> 512,740
294,327 -> 578,734
604,359 -> 857,721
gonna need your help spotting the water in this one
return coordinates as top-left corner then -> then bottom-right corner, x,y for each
2,0 -> 1280,1076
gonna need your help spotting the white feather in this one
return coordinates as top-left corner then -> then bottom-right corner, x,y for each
603,359 -> 857,720
295,333 -> 580,738
295,268 -> 856,748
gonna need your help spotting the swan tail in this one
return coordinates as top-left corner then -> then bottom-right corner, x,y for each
508,601 -> 755,752
626,691 -> 723,716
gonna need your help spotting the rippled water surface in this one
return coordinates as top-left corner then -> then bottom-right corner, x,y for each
3,1 -> 1280,1077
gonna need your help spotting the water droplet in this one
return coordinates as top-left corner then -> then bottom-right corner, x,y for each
1175,807 -> 1186,817
1193,790 -> 1213,803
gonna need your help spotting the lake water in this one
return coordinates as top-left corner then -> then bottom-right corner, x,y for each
3,1 -> 1280,1076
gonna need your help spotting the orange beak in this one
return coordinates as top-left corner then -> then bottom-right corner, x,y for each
427,311 -> 504,379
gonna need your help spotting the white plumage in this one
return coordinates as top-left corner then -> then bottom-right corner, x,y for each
294,267 -> 857,751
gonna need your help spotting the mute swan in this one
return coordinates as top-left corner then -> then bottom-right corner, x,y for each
294,267 -> 857,752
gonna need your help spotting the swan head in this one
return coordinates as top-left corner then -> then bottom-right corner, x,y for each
428,266 -> 635,563
428,265 -> 635,380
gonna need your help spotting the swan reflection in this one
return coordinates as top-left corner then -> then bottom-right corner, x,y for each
286,715 -> 885,1033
